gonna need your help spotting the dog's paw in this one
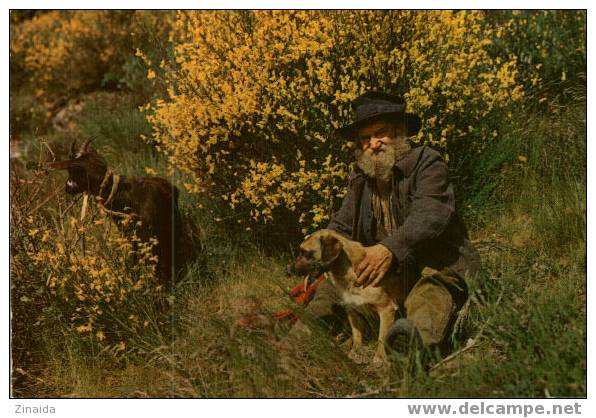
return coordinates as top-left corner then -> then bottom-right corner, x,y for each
372,352 -> 387,366
368,344 -> 391,369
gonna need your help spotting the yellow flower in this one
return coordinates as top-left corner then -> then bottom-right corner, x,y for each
76,323 -> 93,333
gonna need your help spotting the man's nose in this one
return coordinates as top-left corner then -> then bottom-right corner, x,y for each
370,137 -> 384,150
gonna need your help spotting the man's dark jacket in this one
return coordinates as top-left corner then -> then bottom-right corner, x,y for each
327,145 -> 480,282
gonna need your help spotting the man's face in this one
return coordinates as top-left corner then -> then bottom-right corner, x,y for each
355,120 -> 397,152
354,120 -> 403,182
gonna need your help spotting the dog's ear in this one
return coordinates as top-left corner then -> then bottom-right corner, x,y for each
320,234 -> 343,265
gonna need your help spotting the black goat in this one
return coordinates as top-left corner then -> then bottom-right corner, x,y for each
47,139 -> 188,288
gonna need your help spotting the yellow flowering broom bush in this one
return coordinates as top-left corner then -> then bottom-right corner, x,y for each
146,11 -> 522,233
10,10 -> 174,107
11,173 -> 167,356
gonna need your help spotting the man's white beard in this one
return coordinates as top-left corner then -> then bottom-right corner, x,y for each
355,138 -> 410,183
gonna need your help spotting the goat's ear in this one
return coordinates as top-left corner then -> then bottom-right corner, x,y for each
320,234 -> 343,265
46,159 -> 78,170
69,140 -> 77,158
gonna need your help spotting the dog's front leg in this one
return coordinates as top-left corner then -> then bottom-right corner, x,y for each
374,306 -> 397,364
347,308 -> 367,363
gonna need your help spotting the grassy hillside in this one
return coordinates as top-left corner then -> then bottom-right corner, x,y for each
10,11 -> 585,398
10,86 -> 585,398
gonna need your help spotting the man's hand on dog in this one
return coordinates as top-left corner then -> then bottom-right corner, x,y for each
355,244 -> 394,288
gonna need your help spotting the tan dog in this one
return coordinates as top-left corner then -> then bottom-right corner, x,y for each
292,229 -> 401,363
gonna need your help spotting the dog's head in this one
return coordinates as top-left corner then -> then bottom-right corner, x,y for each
288,230 -> 344,277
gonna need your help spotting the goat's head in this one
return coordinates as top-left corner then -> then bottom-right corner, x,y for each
47,139 -> 108,195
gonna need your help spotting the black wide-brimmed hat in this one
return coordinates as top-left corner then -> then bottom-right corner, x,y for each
336,91 -> 422,139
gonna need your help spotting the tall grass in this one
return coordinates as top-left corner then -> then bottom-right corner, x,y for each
444,86 -> 587,397
511,98 -> 586,252
461,86 -> 586,250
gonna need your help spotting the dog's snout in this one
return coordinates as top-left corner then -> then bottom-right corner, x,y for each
288,257 -> 310,277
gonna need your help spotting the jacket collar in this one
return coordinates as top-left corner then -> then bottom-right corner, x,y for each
394,145 -> 425,177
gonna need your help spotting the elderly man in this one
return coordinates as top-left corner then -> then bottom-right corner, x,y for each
305,91 -> 480,353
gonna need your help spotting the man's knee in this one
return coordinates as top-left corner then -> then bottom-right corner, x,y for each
404,268 -> 467,346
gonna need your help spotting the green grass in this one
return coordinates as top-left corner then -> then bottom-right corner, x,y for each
11,85 -> 586,398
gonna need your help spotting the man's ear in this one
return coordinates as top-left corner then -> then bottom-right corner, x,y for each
320,234 -> 343,265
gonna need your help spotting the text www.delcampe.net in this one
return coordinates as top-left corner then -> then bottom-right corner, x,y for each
407,402 -> 582,417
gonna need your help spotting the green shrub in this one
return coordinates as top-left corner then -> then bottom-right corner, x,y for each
486,10 -> 586,96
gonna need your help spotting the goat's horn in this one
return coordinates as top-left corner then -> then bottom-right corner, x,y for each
80,138 -> 94,153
